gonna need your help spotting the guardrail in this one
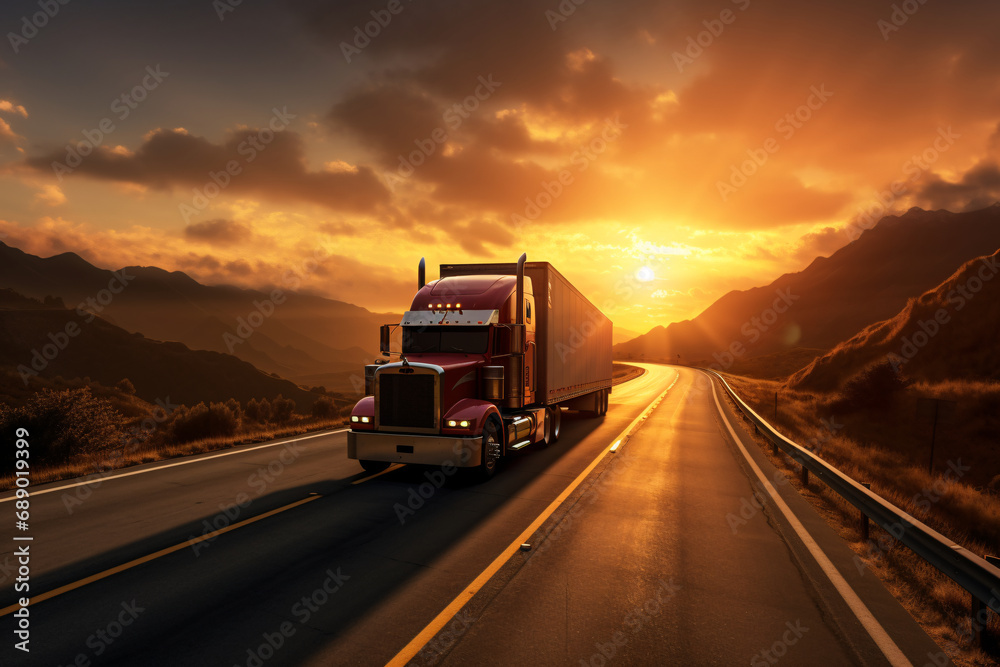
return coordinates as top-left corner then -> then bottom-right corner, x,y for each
704,369 -> 1000,639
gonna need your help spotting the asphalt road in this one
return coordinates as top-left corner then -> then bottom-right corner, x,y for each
0,365 -> 948,666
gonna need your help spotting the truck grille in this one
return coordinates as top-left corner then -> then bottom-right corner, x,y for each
379,374 -> 436,428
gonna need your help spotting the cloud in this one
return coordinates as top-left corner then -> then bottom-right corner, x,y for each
34,184 -> 66,206
910,161 -> 1000,212
0,100 -> 28,118
24,127 -> 389,214
184,218 -> 252,245
0,117 -> 20,148
792,226 -> 847,261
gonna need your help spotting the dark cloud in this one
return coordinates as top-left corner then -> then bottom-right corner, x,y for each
793,226 -> 847,262
25,127 -> 388,213
912,160 -> 1000,212
184,219 -> 251,245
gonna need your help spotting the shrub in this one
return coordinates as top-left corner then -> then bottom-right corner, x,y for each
116,378 -> 137,395
838,360 -> 911,411
167,402 -> 239,443
312,396 -> 337,419
0,388 -> 126,473
271,395 -> 295,424
244,397 -> 271,423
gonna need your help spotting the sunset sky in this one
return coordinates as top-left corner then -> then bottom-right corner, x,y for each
1,0 -> 999,334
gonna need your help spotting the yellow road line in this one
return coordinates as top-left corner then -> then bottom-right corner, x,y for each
0,494 -> 322,616
351,464 -> 405,485
384,370 -> 680,666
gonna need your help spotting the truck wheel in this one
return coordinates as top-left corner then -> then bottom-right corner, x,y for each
475,418 -> 502,481
542,406 -> 561,446
359,459 -> 390,474
602,388 -> 610,415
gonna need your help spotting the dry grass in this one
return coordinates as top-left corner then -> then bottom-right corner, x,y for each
720,373 -> 1000,666
0,417 -> 348,490
613,363 -> 646,385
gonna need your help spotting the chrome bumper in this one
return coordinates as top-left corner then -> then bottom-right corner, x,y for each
348,430 -> 481,468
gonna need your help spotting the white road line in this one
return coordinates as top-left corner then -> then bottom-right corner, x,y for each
0,428 -> 348,503
707,372 -> 913,667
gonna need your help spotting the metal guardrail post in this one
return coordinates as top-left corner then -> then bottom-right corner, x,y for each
860,483 -> 871,542
972,595 -> 983,648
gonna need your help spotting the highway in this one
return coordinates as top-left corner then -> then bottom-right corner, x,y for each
0,365 -> 949,666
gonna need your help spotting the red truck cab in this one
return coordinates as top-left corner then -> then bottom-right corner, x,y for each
348,254 -> 612,480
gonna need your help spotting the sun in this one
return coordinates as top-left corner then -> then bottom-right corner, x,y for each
636,266 -> 655,282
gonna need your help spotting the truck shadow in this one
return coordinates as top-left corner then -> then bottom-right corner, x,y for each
16,409 -> 615,666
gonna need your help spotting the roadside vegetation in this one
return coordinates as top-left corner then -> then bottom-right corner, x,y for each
0,370 -> 353,489
719,364 -> 1000,666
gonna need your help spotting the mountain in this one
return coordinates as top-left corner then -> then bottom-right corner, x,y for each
0,288 -> 318,408
0,243 -> 399,390
788,248 -> 1000,391
615,205 -> 1000,366
613,327 -> 641,346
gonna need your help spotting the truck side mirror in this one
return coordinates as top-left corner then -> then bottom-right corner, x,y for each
379,324 -> 391,355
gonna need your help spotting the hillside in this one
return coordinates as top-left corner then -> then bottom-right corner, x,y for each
0,243 -> 397,390
0,289 -> 318,409
789,248 -> 1000,391
615,204 -> 1000,367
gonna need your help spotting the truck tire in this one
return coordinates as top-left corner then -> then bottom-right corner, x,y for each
542,406 -> 561,446
359,459 -> 391,474
602,388 -> 610,415
475,417 -> 503,481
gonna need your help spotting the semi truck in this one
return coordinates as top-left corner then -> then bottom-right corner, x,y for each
347,253 -> 613,480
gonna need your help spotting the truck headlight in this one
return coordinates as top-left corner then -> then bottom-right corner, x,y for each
351,416 -> 359,423
447,419 -> 471,428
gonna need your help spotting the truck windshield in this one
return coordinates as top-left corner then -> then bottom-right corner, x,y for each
402,326 -> 489,354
